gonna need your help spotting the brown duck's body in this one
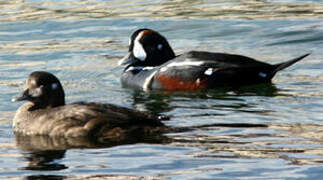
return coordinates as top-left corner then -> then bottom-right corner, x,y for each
13,102 -> 164,138
12,71 -> 166,139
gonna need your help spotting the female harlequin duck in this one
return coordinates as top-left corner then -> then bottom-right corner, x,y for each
119,28 -> 310,91
12,71 -> 165,138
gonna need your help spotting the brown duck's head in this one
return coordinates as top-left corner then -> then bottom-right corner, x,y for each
12,71 -> 65,109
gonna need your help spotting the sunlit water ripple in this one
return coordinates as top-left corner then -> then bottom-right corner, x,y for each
0,0 -> 322,179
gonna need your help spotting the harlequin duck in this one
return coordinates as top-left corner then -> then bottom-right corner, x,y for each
119,28 -> 310,91
12,71 -> 166,138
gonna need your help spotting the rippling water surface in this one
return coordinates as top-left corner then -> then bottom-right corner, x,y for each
0,0 -> 323,179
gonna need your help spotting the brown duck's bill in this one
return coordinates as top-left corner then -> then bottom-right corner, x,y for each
12,90 -> 29,102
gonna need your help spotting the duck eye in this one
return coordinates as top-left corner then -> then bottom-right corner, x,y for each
157,44 -> 163,50
51,83 -> 58,90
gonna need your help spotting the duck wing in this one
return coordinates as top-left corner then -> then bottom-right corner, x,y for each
35,102 -> 165,137
151,51 -> 309,89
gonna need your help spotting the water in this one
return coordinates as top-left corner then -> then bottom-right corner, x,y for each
0,0 -> 323,179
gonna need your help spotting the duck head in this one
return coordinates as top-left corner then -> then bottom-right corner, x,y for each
119,29 -> 176,67
12,71 -> 65,109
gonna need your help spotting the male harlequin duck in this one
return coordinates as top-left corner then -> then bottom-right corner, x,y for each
119,28 -> 310,91
12,71 -> 166,138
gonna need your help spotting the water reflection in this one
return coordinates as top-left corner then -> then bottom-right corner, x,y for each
24,175 -> 65,180
15,130 -> 170,151
16,134 -> 87,171
14,129 -> 171,172
130,83 -> 279,115
170,122 -> 323,165
21,150 -> 67,171
131,90 -> 174,115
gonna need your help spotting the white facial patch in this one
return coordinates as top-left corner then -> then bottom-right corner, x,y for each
133,31 -> 147,61
51,83 -> 59,90
31,86 -> 43,98
204,68 -> 213,76
29,79 -> 37,87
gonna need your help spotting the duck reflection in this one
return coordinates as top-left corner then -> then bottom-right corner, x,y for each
24,175 -> 65,180
15,128 -> 170,171
130,83 -> 279,115
21,150 -> 67,171
131,90 -> 174,115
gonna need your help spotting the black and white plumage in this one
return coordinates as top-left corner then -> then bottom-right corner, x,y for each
119,28 -> 310,91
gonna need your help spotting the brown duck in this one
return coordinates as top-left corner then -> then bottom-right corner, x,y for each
12,71 -> 166,140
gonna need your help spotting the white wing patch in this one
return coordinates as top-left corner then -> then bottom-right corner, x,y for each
133,31 -> 147,61
204,68 -> 213,76
166,61 -> 205,68
159,61 -> 205,72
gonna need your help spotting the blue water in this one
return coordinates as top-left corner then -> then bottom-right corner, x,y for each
0,0 -> 323,179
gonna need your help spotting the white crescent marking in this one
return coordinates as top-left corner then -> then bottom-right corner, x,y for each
133,31 -> 147,61
143,70 -> 157,91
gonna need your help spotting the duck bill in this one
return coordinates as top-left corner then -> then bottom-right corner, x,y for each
11,89 -> 30,102
118,52 -> 138,66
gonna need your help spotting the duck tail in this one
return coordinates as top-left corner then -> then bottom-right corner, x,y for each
271,53 -> 310,75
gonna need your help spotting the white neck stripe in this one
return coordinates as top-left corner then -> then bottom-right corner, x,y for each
143,70 -> 157,91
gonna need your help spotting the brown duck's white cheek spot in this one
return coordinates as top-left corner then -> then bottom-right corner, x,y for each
31,85 -> 43,98
29,79 -> 37,87
133,32 -> 147,61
